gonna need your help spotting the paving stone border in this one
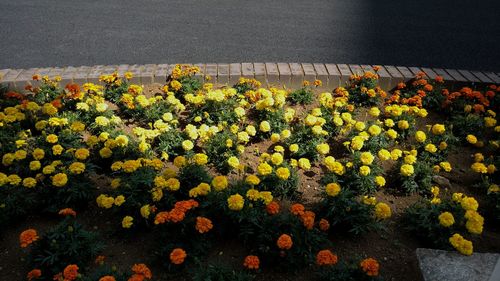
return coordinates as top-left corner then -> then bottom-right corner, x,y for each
1,63 -> 499,91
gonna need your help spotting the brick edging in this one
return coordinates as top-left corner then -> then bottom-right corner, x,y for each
1,63 -> 499,91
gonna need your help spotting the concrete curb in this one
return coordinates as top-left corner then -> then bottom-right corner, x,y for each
1,63 -> 499,91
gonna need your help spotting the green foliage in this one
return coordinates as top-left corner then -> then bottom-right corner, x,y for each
289,87 -> 313,105
318,189 -> 382,235
394,160 -> 433,194
316,259 -> 384,281
179,163 -> 213,192
193,264 -> 255,281
403,199 -> 465,249
204,130 -> 239,174
449,113 -> 484,139
28,217 -> 103,277
286,124 -> 324,160
155,129 -> 185,157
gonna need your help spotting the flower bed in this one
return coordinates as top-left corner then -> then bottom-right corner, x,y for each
0,65 -> 499,281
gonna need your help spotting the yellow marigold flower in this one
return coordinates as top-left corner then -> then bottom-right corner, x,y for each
369,107 -> 380,117
316,143 -> 330,155
350,136 -> 364,150
359,165 -> 371,176
29,160 -> 41,171
52,173 -> 68,187
289,144 -> 299,153
174,156 -> 187,168
95,116 -> 110,127
246,189 -> 260,201
484,117 -> 497,127
259,191 -> 273,205
245,174 -> 260,185
212,176 -> 228,191
75,148 -> 90,160
298,158 -> 311,170
368,125 -> 382,136
461,196 -> 478,211
374,202 -> 391,220
431,124 -> 446,135
471,162 -> 487,173
99,147 -> 112,158
166,178 -> 180,191
46,134 -> 58,144
386,129 -> 398,139
259,121 -> 271,132
271,153 -> 283,166
22,177 -> 37,188
182,140 -> 194,151
415,131 -> 426,143
122,216 -> 133,228
400,164 -> 414,177
140,205 -> 151,218
111,178 -> 120,189
8,174 -> 22,185
438,212 -> 455,227
466,134 -> 477,144
115,135 -> 129,147
52,145 -> 64,155
32,148 -> 45,160
488,184 -> 500,194
281,129 -> 291,139
449,233 -> 473,255
360,152 -> 374,165
227,194 -> 245,211
325,183 -> 341,197
193,153 -> 208,165
69,162 -> 85,174
398,120 -> 409,130
276,167 -> 290,180
375,176 -> 386,187
362,196 -> 377,205
114,195 -> 125,206
257,162 -> 273,176
378,149 -> 391,161
227,156 -> 240,169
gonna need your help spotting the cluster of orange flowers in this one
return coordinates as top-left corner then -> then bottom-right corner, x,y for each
290,203 -> 316,230
386,74 -> 440,107
266,201 -> 280,215
442,86 -> 497,111
154,199 -> 199,224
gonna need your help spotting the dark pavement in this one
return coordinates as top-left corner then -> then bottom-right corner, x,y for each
0,0 -> 499,71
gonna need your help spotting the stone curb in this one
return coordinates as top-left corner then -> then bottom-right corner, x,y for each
1,63 -> 499,91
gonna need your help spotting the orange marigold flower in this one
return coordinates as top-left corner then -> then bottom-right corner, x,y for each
168,208 -> 185,223
154,211 -> 170,225
243,255 -> 260,270
51,99 -> 62,108
290,203 -> 305,216
195,217 -> 213,234
277,234 -> 293,250
360,258 -> 380,276
27,269 -> 42,280
300,211 -> 315,230
373,66 -> 381,71
397,82 -> 406,89
319,218 -> 330,232
63,264 -> 79,281
58,208 -> 77,217
316,250 -> 338,266
127,274 -> 145,281
131,263 -> 152,279
20,229 -> 39,248
170,248 -> 187,265
266,201 -> 280,215
435,76 -> 444,83
424,84 -> 433,92
32,74 -> 41,81
99,276 -> 116,281
95,255 -> 106,265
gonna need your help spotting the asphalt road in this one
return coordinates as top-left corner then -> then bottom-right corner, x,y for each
1,0 -> 499,71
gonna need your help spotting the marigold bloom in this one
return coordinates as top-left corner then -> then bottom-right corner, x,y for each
131,263 -> 152,279
20,229 -> 39,248
170,248 -> 187,265
63,264 -> 79,281
99,276 -> 116,281
195,217 -> 213,234
360,258 -> 380,276
316,250 -> 338,266
27,269 -> 42,280
58,208 -> 77,217
319,218 -> 330,232
266,201 -> 280,215
277,234 -> 293,250
290,203 -> 305,216
300,211 -> 315,230
243,255 -> 260,270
